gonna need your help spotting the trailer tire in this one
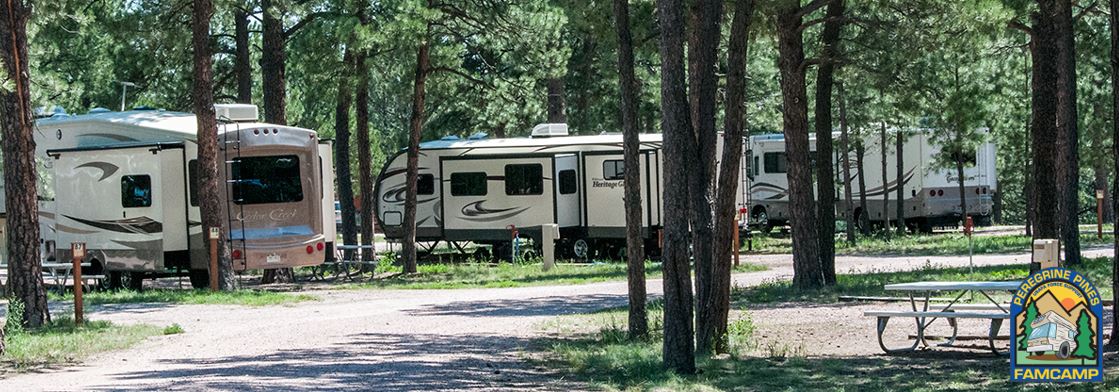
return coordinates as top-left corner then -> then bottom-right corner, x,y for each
1058,342 -> 1072,359
108,271 -> 144,291
752,208 -> 773,234
573,239 -> 590,261
189,269 -> 210,289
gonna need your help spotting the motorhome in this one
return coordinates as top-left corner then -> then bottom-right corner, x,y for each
1027,311 -> 1078,359
3,104 -> 333,289
745,129 -> 997,233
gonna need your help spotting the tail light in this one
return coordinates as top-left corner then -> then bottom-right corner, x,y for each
975,188 -> 981,194
305,245 -> 314,254
738,208 -> 747,214
929,190 -> 936,197
316,242 -> 325,251
232,249 -> 243,259
937,190 -> 944,196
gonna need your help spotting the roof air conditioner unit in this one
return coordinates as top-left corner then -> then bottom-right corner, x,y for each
214,104 -> 259,122
531,123 -> 569,138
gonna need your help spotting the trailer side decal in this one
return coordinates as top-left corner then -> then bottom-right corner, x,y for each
63,215 -> 162,234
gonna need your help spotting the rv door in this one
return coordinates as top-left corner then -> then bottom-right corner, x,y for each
554,154 -> 580,228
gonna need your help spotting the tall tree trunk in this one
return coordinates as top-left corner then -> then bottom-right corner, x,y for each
336,50 -> 358,262
856,141 -> 870,234
1024,48 -> 1034,237
1108,0 -> 1119,347
1054,0 -> 1080,265
880,122 -> 890,238
896,129 -> 905,233
613,0 -> 647,341
192,0 -> 235,291
711,0 -> 755,354
1031,7 -> 1060,241
0,0 -> 48,326
690,0 -> 723,355
838,82 -> 856,245
776,0 -> 823,288
261,0 -> 286,124
813,0 -> 843,286
403,28 -> 430,274
546,78 -> 567,123
234,8 -> 252,104
357,53 -> 375,262
656,0 -> 696,374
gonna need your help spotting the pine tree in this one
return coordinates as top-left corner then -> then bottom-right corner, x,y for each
1019,301 -> 1038,352
1073,311 -> 1095,360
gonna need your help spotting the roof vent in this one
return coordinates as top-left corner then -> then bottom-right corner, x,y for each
531,123 -> 569,138
88,107 -> 112,114
214,103 -> 259,122
467,132 -> 488,140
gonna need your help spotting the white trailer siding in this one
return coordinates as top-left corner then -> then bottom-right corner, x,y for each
439,156 -> 556,241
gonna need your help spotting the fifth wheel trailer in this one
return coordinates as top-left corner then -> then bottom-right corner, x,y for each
745,128 -> 997,233
6,104 -> 334,289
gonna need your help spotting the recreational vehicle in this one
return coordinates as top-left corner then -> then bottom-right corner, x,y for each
745,129 -> 997,233
1027,311 -> 1078,358
11,104 -> 332,289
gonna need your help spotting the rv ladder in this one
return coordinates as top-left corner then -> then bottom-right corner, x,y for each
220,121 -> 248,270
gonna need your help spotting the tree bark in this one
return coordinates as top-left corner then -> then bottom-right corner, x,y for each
613,0 -> 647,341
1108,0 -> 1119,347
880,122 -> 890,238
403,27 -> 431,274
335,49 -> 358,261
261,0 -> 286,124
0,0 -> 48,327
776,0 -> 823,288
711,0 -> 755,354
356,51 -> 375,262
234,8 -> 252,104
191,0 -> 236,291
1024,48 -> 1034,237
856,140 -> 870,234
1031,7 -> 1060,241
656,0 -> 696,374
813,0 -> 843,286
838,82 -> 856,245
689,0 -> 723,356
546,78 -> 567,123
1054,0 -> 1080,265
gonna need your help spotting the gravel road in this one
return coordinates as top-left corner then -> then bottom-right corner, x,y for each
1,247 -> 1112,391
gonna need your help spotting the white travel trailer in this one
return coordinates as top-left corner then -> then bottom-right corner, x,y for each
745,129 -> 997,233
8,104 -> 333,289
375,124 -> 686,260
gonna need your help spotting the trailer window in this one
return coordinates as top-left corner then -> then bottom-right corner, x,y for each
752,156 -> 760,177
603,160 -> 625,180
505,164 -> 543,195
231,155 -> 304,204
121,175 -> 152,208
558,170 -> 577,195
417,174 -> 435,195
188,160 -> 200,206
763,152 -> 787,173
450,172 -> 487,196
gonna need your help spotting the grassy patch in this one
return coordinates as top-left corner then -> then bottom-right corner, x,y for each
2,318 -> 161,369
162,323 -> 184,335
50,289 -> 317,307
346,261 -> 767,290
735,257 -> 1114,305
747,232 -> 1113,256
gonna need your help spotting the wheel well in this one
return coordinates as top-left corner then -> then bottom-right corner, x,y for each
85,258 -> 105,275
751,205 -> 767,216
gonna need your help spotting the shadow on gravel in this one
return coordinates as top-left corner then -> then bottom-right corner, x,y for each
409,294 -> 629,318
103,332 -> 569,391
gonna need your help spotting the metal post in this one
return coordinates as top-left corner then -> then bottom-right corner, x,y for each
733,218 -> 740,267
71,242 -> 86,325
209,227 -> 220,291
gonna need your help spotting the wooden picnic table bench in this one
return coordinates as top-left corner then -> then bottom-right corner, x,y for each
863,280 -> 1020,355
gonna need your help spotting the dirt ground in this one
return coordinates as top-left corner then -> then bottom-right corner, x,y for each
0,247 -> 1112,391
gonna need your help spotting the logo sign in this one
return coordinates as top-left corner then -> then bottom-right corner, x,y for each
209,227 -> 220,240
1011,268 -> 1103,382
71,242 -> 86,259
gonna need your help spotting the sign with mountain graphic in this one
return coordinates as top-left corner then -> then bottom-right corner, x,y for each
1010,268 -> 1103,382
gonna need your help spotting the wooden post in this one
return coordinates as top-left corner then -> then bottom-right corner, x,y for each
208,227 -> 220,291
1097,189 -> 1105,239
732,218 -> 740,267
71,242 -> 86,325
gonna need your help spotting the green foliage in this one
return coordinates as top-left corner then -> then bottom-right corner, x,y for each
1018,300 -> 1037,352
162,323 -> 185,335
747,231 -> 1113,256
49,289 -> 316,307
1,318 -> 160,369
4,298 -> 25,336
1073,311 -> 1095,359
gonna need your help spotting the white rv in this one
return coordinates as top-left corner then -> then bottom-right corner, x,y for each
745,129 -> 997,233
375,124 -> 691,260
9,104 -> 333,289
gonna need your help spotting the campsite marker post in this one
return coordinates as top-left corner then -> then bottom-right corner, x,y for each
209,227 -> 220,292
732,218 -> 740,267
964,216 -> 974,275
1097,189 -> 1105,239
71,242 -> 86,325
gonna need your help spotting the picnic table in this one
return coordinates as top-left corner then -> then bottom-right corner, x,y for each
864,281 -> 1020,355
310,244 -> 378,281
1,262 -> 98,292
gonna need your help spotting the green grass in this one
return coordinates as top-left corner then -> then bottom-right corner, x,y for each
49,289 -> 317,307
747,232 -> 1113,256
2,318 -> 161,369
343,261 -> 767,290
736,257 -> 1115,305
